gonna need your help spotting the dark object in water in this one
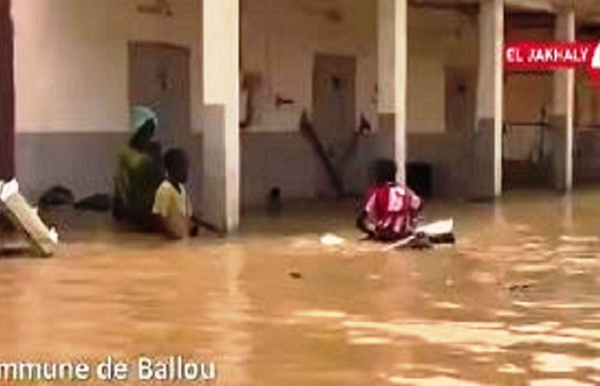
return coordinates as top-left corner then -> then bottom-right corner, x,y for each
38,186 -> 74,207
508,283 -> 532,291
407,233 -> 433,250
429,233 -> 456,245
386,231 -> 456,251
289,271 -> 302,279
409,240 -> 432,250
0,241 -> 30,257
266,187 -> 282,216
74,194 -> 112,212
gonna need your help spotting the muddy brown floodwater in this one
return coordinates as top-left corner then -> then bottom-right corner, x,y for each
2,189 -> 600,385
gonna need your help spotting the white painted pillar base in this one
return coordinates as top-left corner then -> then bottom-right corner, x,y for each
472,0 -> 504,200
377,0 -> 407,183
203,0 -> 240,232
551,8 -> 575,192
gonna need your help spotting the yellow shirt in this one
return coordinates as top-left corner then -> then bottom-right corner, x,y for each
153,180 -> 192,217
152,180 -> 192,238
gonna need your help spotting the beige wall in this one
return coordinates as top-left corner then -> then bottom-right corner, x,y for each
408,7 -> 478,134
240,0 -> 377,133
241,2 -> 478,135
239,4 -> 480,202
12,0 -> 203,133
11,1 -> 483,203
12,0 -> 479,136
13,2 -> 599,132
22,1 -> 598,201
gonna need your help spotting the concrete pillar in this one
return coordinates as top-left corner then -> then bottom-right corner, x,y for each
377,0 -> 407,183
551,8 -> 575,192
0,0 -> 14,180
472,0 -> 504,199
203,0 -> 240,232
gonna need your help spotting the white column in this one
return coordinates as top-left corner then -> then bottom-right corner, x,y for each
551,8 -> 575,192
203,0 -> 240,232
377,0 -> 407,183
473,0 -> 504,199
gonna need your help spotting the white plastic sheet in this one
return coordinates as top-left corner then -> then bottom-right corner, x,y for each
0,179 -> 58,257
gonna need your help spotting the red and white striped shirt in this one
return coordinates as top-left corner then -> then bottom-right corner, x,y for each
363,183 -> 422,240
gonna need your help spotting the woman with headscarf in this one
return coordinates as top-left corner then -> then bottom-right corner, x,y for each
113,106 -> 164,230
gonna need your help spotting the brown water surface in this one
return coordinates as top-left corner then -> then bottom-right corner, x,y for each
2,190 -> 600,385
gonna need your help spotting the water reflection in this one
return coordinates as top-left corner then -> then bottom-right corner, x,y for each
205,245 -> 252,385
562,194 -> 574,229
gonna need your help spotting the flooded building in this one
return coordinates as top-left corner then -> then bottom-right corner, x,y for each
1,0 -> 600,231
6,3 -> 600,385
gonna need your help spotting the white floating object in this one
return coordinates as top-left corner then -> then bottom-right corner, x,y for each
0,179 -> 58,257
559,235 -> 600,243
320,233 -> 346,246
0,179 -> 19,202
416,218 -> 454,236
49,227 -> 59,244
383,218 -> 455,252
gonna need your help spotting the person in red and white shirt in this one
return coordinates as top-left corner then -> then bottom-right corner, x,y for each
356,159 -> 423,241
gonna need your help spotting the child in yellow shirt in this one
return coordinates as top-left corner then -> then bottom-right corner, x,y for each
152,149 -> 195,239
153,148 -> 225,239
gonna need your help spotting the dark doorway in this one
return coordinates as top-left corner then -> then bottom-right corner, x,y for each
0,0 -> 14,180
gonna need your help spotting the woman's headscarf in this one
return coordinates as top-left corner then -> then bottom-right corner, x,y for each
130,106 -> 158,133
116,106 -> 164,215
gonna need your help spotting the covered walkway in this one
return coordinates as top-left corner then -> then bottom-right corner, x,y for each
1,0 -> 600,233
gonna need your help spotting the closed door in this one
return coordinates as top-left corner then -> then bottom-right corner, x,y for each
129,42 -> 191,151
129,42 -> 202,200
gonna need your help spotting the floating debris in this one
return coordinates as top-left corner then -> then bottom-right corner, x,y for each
507,282 -> 533,291
559,235 -> 600,243
320,233 -> 346,246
